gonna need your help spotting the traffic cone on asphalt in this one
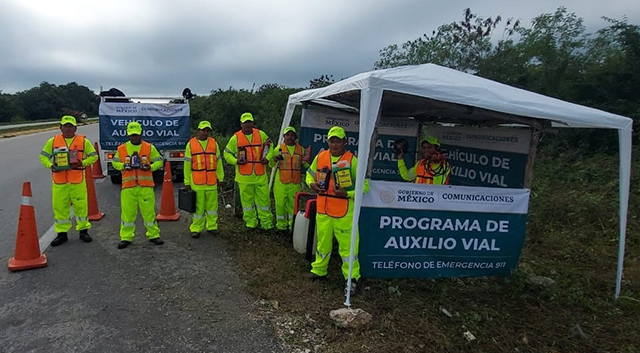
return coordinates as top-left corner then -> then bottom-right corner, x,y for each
8,182 -> 47,271
156,161 -> 180,221
85,165 -> 105,221
92,142 -> 106,179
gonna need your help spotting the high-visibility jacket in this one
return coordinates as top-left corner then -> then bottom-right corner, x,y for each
315,150 -> 354,218
189,137 -> 218,186
234,128 -> 265,176
118,142 -> 154,189
52,134 -> 85,184
277,142 -> 303,184
415,158 -> 450,185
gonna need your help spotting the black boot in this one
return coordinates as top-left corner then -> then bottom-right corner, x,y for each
79,230 -> 92,243
149,238 -> 164,245
51,233 -> 68,247
117,241 -> 131,249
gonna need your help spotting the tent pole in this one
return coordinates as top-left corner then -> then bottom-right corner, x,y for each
615,128 -> 632,298
344,88 -> 383,307
523,128 -> 541,189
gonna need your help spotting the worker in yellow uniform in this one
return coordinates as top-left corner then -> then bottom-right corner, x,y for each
268,126 -> 310,233
39,115 -> 98,246
111,122 -> 165,249
397,135 -> 451,185
183,121 -> 224,238
224,112 -> 273,231
306,126 -> 369,295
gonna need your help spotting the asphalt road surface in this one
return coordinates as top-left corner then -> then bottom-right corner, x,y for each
0,125 -> 100,261
0,126 -> 282,352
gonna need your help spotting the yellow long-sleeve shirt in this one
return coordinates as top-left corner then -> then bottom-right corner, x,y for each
305,152 -> 370,199
183,138 -> 224,190
224,130 -> 270,184
39,135 -> 98,169
111,141 -> 163,172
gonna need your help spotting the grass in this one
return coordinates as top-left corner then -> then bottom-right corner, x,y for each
215,144 -> 640,353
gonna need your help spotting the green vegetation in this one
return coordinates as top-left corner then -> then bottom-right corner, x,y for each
217,144 -> 640,352
1,6 -> 637,351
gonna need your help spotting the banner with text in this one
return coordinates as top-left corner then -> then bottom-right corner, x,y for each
359,180 -> 530,278
99,102 -> 191,150
300,106 -> 419,181
426,125 -> 532,188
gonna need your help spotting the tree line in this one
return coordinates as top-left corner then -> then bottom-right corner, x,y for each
1,7 -> 636,149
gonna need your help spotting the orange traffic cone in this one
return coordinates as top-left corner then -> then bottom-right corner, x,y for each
92,142 -> 106,179
156,161 -> 180,221
85,164 -> 105,221
8,182 -> 47,271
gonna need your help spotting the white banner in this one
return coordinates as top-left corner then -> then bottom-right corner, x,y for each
99,102 -> 189,118
301,107 -> 419,136
363,180 -> 530,214
427,125 -> 532,154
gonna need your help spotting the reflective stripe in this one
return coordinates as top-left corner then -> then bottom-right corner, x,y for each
113,157 -> 121,162
224,148 -> 236,158
21,196 -> 32,205
87,152 -> 98,156
341,255 -> 359,263
121,221 -> 135,227
145,222 -> 156,227
307,170 -> 317,179
408,169 -> 416,179
316,250 -> 331,260
258,206 -> 270,211
205,210 -> 217,215
184,157 -> 192,162
40,151 -> 52,158
193,214 -> 204,219
276,215 -> 286,220
151,157 -> 163,162
76,217 -> 88,222
243,206 -> 255,211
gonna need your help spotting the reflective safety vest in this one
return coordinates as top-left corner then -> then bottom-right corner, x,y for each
52,134 -> 85,184
415,158 -> 450,185
316,150 -> 353,218
235,128 -> 265,176
118,142 -> 154,189
189,137 -> 217,186
277,143 -> 303,184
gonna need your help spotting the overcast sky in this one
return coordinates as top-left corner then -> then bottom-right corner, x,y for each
0,0 -> 638,97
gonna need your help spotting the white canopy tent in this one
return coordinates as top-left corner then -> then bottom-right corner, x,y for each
277,64 -> 632,306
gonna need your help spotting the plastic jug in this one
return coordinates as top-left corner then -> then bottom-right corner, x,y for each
53,147 -> 70,170
332,160 -> 353,191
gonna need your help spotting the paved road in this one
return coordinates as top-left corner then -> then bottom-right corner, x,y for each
0,125 -> 100,261
0,119 -> 97,131
0,126 -> 282,352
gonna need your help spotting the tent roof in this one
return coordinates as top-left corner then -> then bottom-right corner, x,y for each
289,64 -> 632,130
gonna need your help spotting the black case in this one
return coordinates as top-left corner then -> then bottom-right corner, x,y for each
178,187 -> 196,213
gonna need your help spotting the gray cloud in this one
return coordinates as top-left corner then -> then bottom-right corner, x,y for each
0,0 -> 638,96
